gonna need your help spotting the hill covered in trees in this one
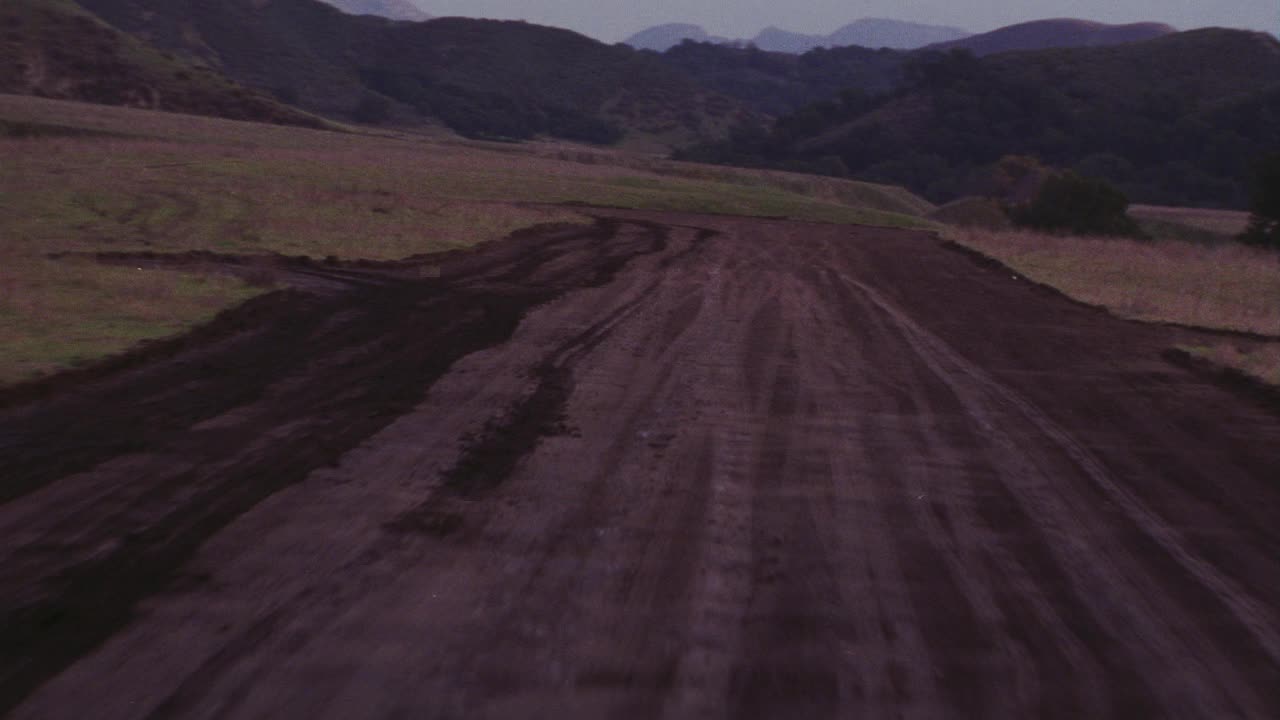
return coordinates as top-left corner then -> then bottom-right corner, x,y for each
68,0 -> 759,144
677,29 -> 1280,208
0,0 -> 325,128
925,19 -> 1175,56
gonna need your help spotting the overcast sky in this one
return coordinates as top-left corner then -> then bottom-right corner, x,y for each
412,1 -> 1279,42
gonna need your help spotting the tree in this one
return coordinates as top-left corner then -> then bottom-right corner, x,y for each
1239,154 -> 1280,249
351,94 -> 392,124
1010,171 -> 1142,237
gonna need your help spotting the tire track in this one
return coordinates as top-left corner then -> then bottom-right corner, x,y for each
850,277 -> 1280,717
5,211 -> 1280,719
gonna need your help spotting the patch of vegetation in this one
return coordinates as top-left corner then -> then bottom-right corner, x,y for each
0,255 -> 261,384
0,0 -> 326,128
1009,172 -> 1142,237
1240,154 -> 1280,249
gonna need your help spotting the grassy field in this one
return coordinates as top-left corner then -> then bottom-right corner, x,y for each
1130,204 -> 1252,244
0,94 -> 936,385
950,227 -> 1280,384
0,256 -> 260,382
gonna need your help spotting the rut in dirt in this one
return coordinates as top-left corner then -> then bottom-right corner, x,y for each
0,218 -> 673,713
3,210 -> 1280,720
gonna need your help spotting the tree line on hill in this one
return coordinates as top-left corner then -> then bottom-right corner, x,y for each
11,0 -> 1280,220
1242,155 -> 1280,248
70,0 -> 753,145
671,30 -> 1280,211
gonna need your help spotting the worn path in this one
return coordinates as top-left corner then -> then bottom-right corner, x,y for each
3,212 -> 1279,718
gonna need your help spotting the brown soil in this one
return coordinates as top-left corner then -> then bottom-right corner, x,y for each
3,212 -> 1280,718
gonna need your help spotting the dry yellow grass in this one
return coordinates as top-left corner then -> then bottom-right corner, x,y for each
952,229 -> 1280,335
1130,205 -> 1251,237
951,228 -> 1280,385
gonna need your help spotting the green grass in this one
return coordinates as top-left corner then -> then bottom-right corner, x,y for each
0,256 -> 260,384
1,0 -> 327,129
0,94 -> 937,385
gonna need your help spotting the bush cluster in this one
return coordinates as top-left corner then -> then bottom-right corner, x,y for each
1239,154 -> 1280,249
1009,171 -> 1142,237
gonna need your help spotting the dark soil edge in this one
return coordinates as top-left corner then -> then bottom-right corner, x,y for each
0,218 -> 669,713
1161,348 -> 1280,420
941,239 -> 1280,343
0,289 -> 302,412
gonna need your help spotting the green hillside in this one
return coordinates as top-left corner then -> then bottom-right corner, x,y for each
0,0 -> 326,128
70,0 -> 760,145
657,42 -> 906,117
680,29 -> 1280,207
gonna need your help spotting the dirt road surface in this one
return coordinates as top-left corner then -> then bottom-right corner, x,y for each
3,212 -> 1280,719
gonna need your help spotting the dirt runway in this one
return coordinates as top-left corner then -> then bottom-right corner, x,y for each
3,212 -> 1280,718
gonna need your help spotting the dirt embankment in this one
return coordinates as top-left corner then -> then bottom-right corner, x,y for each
3,212 -> 1280,718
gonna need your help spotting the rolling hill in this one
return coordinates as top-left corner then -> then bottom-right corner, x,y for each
318,0 -> 429,22
0,0 -> 325,128
658,42 -> 906,117
624,23 -> 730,52
926,18 -> 1176,55
679,28 -> 1280,207
652,17 -> 1181,119
69,0 -> 757,145
752,19 -> 969,53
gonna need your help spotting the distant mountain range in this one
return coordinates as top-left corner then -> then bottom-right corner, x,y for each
625,19 -> 969,53
624,24 -> 732,52
317,0 -> 429,22
927,18 -> 1176,55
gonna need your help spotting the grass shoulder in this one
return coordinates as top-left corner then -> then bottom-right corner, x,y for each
1,94 -> 936,385
944,225 -> 1280,387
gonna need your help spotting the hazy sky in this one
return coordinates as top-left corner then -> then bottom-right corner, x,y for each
413,1 -> 1279,42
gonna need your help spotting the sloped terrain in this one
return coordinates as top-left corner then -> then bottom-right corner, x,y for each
70,0 -> 759,144
927,18 -> 1176,55
0,0 -> 325,127
684,28 -> 1280,206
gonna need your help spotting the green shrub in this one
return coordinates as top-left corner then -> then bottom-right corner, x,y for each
1010,171 -> 1142,237
1239,154 -> 1280,249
